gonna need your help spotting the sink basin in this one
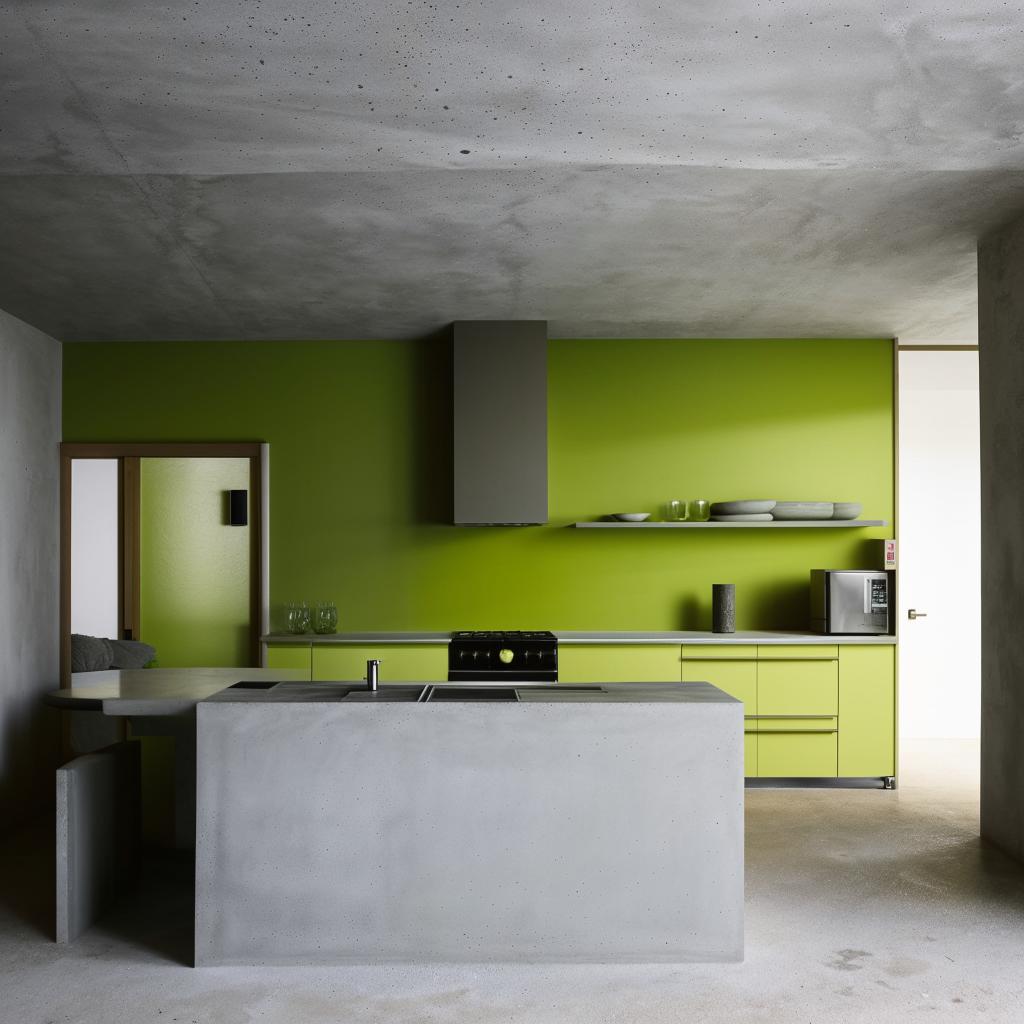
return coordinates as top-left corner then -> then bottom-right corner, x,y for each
341,686 -> 427,702
425,686 -> 519,701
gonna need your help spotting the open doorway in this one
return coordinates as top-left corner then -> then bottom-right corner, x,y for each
60,443 -> 269,687
897,346 -> 980,788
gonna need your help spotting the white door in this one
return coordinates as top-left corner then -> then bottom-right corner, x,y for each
898,349 -> 980,739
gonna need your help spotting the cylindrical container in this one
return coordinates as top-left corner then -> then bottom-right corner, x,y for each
690,499 -> 710,522
712,584 -> 736,634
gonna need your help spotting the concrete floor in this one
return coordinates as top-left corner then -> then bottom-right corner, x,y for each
2,740 -> 1022,1023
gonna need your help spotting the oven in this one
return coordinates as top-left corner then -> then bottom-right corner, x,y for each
448,631 -> 558,683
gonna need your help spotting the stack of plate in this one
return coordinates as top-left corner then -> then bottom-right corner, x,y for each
710,500 -> 776,522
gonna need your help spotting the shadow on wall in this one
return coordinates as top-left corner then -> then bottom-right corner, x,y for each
0,689 -> 60,831
412,328 -> 454,525
676,580 -> 809,631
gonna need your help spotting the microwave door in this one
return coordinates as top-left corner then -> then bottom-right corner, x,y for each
829,572 -> 871,633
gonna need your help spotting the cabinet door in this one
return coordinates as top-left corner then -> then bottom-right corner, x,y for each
838,646 -> 895,777
312,644 -> 447,682
558,645 -> 681,683
682,657 -> 757,775
756,658 -> 838,777
265,643 -> 312,679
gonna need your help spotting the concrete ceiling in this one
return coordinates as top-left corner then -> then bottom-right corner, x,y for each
3,0 -> 1024,342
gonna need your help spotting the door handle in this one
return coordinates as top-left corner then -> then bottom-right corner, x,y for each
907,609 -> 928,620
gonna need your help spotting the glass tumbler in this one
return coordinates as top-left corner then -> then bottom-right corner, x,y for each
665,500 -> 688,522
690,499 -> 711,522
313,602 -> 338,635
286,602 -> 311,634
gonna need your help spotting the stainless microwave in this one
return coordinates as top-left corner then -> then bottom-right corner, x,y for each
810,570 -> 891,635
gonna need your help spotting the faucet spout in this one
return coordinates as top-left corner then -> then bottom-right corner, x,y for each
366,659 -> 380,692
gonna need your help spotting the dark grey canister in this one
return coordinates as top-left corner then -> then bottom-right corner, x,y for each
712,584 -> 736,633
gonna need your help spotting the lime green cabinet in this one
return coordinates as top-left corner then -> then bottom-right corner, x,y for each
312,644 -> 446,682
681,649 -> 757,774
265,643 -> 312,679
558,645 -> 681,683
755,651 -> 838,777
682,643 -> 892,781
838,646 -> 895,777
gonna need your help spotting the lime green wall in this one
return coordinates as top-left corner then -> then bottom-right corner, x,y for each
139,457 -> 250,666
63,338 -> 893,631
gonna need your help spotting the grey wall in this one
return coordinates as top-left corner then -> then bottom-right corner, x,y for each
978,213 -> 1024,862
0,307 -> 61,830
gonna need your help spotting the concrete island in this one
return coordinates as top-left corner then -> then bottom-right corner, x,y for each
195,680 -> 744,965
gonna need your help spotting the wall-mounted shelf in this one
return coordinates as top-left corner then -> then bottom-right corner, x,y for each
573,520 -> 888,529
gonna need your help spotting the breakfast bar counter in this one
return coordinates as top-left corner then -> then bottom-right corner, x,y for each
195,680 -> 744,965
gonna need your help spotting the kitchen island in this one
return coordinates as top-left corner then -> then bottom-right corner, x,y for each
195,680 -> 743,965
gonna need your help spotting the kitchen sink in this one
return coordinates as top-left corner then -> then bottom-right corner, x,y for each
341,686 -> 427,702
425,686 -> 519,701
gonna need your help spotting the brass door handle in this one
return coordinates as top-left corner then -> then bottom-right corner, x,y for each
908,609 -> 928,620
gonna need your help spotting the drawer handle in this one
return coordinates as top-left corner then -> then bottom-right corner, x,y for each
681,657 -> 759,662
746,714 -> 837,720
682,657 -> 838,663
757,728 -> 838,735
756,657 -> 839,663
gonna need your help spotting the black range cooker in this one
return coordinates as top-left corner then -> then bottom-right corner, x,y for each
448,631 -> 558,683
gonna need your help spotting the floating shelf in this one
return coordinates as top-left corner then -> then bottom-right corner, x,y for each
572,520 -> 888,529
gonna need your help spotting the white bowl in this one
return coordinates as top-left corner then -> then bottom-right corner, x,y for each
710,500 -> 777,516
772,501 -> 834,521
831,502 -> 863,520
610,512 -> 651,522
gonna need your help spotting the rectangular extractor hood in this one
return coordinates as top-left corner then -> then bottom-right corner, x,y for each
453,320 -> 548,525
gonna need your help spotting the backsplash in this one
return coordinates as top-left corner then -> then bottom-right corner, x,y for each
63,337 -> 893,632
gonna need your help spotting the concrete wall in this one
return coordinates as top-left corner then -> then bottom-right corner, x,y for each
978,213 -> 1024,862
0,308 -> 61,830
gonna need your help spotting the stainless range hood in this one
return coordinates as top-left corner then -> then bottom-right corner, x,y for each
453,320 -> 548,525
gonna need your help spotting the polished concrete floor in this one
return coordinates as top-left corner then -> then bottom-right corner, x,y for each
2,740 -> 1022,1023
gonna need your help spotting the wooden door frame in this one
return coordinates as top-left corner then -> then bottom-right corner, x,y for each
60,442 -> 269,688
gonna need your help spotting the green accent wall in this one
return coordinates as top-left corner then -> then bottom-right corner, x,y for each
139,457 -> 250,666
63,338 -> 893,632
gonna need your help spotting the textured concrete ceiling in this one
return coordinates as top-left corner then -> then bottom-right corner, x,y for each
3,0 -> 1024,341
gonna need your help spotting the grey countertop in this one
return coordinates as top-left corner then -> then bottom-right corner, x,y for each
263,630 -> 896,645
203,680 -> 738,705
44,667 -> 310,716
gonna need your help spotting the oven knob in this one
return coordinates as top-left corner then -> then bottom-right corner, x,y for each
499,648 -> 514,664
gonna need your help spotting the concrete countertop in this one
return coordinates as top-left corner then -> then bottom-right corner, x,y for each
203,680 -> 737,705
263,630 -> 896,645
44,667 -> 309,716
263,631 -> 450,644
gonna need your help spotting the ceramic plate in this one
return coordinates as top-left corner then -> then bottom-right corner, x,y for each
710,500 -> 777,516
711,513 -> 774,522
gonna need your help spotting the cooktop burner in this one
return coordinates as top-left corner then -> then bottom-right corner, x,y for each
448,631 -> 558,682
452,630 -> 556,641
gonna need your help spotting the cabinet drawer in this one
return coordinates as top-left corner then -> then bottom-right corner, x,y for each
757,730 -> 838,777
558,645 -> 681,683
312,645 -> 447,682
757,659 -> 838,715
756,645 -> 839,661
265,643 -> 312,679
681,659 -> 756,707
681,644 -> 757,661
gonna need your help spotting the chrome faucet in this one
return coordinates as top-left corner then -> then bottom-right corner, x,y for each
366,659 -> 380,692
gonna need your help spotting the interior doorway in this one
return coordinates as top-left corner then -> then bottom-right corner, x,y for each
897,348 -> 980,742
60,443 -> 269,687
